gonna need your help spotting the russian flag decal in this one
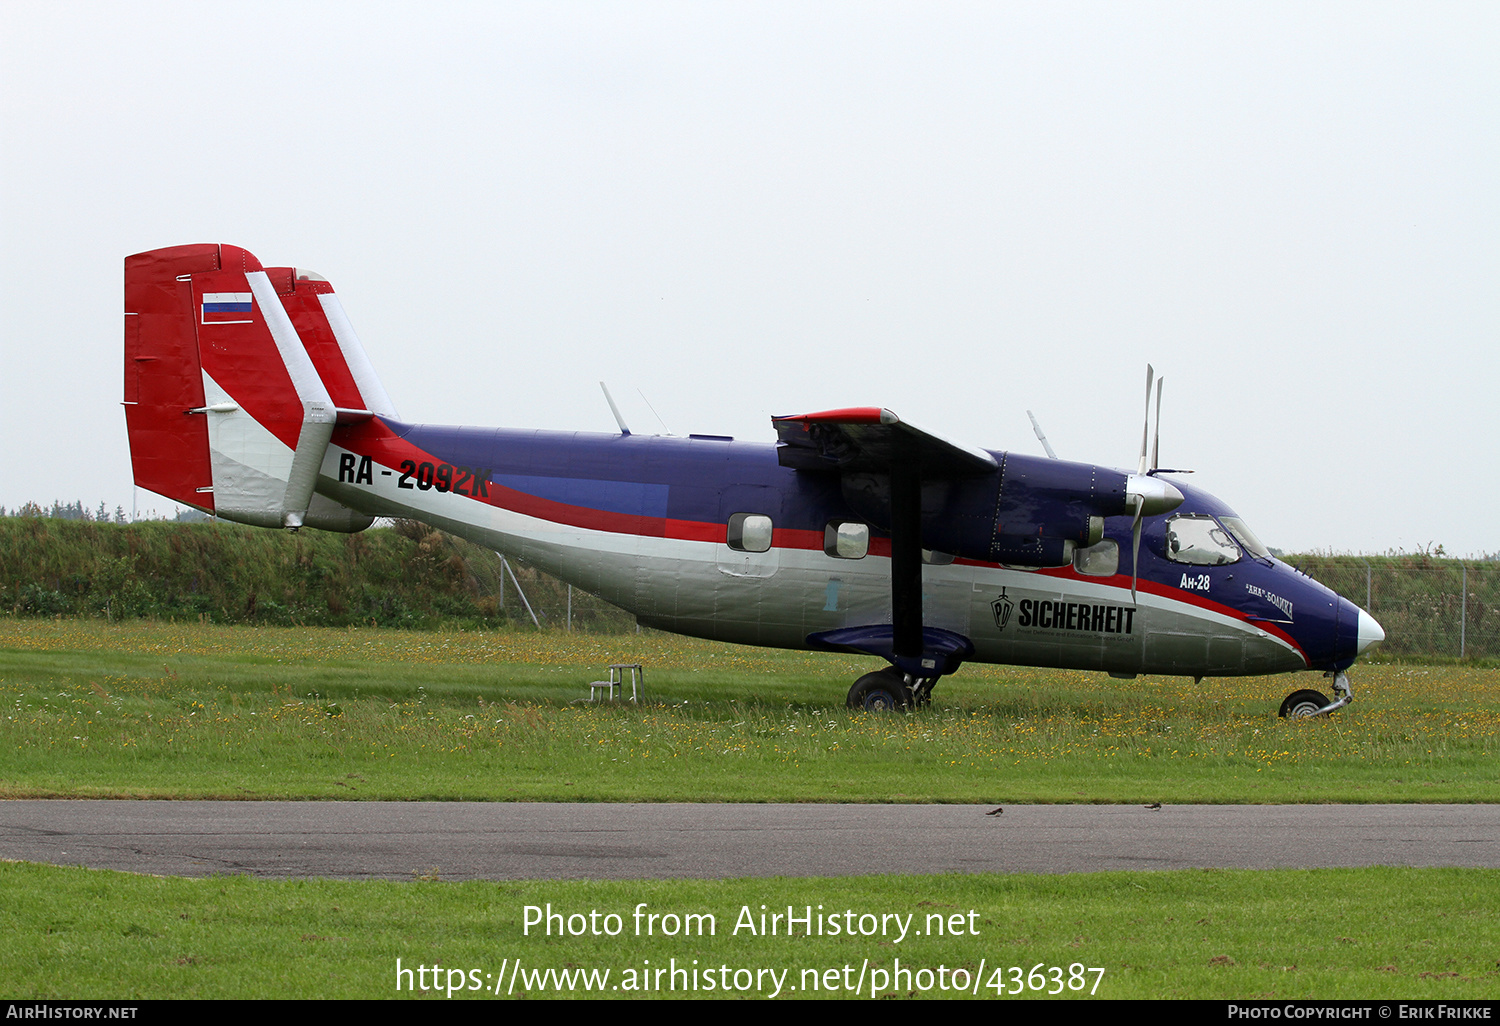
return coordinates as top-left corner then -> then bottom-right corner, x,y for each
202,292 -> 253,324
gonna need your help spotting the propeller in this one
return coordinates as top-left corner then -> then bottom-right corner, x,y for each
1124,364 -> 1185,602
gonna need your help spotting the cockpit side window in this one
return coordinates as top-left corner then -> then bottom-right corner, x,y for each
1220,516 -> 1271,559
1164,515 -> 1240,566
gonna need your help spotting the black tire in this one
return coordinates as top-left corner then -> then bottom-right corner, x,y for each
1278,688 -> 1330,720
846,668 -> 911,711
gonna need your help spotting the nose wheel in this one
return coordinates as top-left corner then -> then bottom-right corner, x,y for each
1278,689 -> 1330,719
1278,670 -> 1352,719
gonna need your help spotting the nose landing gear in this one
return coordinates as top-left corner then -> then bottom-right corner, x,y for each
1278,670 -> 1353,719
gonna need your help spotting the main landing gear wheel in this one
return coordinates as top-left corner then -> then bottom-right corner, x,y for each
1279,689 -> 1330,720
846,668 -> 911,711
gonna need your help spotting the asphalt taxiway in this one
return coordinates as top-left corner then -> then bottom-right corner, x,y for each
2,801 -> 1497,879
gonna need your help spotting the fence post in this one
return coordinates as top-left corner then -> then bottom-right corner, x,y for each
1461,563 -> 1467,660
498,554 -> 541,628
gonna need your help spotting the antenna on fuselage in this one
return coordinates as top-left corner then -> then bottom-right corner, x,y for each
637,388 -> 675,436
1027,410 -> 1058,459
600,382 -> 631,436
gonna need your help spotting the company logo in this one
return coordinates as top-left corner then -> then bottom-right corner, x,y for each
991,588 -> 1014,630
1018,599 -> 1135,635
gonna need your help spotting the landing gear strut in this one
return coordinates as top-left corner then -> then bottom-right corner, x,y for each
1278,670 -> 1352,720
907,676 -> 935,707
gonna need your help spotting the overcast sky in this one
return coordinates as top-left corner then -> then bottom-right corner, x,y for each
2,2 -> 1495,555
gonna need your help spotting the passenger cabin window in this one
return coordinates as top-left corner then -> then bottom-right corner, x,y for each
1164,515 -> 1240,566
1073,539 -> 1119,577
726,513 -> 773,553
824,521 -> 870,559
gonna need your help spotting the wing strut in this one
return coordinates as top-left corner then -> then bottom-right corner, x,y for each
890,451 -> 923,660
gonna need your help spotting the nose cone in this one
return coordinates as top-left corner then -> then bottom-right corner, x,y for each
1356,608 -> 1385,655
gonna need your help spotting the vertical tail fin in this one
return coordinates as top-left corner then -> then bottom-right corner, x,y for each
260,265 -> 398,420
124,243 -> 378,531
124,244 -> 218,509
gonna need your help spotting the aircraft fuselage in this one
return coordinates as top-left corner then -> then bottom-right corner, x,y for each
317,419 -> 1362,679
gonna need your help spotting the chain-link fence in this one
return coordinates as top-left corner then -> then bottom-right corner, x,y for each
388,519 -> 636,632
1286,556 -> 1498,661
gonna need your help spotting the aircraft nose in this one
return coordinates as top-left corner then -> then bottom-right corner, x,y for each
1356,607 -> 1385,655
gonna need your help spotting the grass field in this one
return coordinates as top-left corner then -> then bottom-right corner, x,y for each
1,618 -> 1497,803
4,863 -> 1497,999
3,617 -> 1497,1001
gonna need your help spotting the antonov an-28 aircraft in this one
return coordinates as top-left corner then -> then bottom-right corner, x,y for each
124,244 -> 1384,716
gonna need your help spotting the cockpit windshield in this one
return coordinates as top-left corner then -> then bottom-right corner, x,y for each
1219,516 -> 1271,559
1164,515 -> 1241,566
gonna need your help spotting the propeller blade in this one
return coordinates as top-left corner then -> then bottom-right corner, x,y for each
1131,494 -> 1144,603
1027,410 -> 1058,459
1151,375 -> 1163,472
1137,364 -> 1154,476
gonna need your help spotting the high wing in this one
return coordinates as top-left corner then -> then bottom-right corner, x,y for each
772,407 -> 997,476
772,408 -> 1008,675
769,406 -> 1175,678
